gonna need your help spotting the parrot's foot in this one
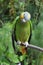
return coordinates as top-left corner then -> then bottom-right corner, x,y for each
23,42 -> 29,47
17,62 -> 21,65
17,41 -> 21,45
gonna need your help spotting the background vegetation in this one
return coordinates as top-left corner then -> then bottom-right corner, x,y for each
0,0 -> 43,65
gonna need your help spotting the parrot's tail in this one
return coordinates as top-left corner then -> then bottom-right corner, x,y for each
20,46 -> 27,55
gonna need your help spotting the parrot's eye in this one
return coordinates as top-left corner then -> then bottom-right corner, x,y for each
24,14 -> 25,16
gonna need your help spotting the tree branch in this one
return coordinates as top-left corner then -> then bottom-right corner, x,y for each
20,43 -> 43,52
27,44 -> 43,52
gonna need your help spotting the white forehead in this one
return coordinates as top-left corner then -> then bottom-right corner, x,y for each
24,12 -> 30,16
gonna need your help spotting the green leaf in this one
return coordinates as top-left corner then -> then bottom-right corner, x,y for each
20,55 -> 27,61
6,52 -> 19,63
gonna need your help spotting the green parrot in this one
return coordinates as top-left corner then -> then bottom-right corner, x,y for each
12,12 -> 32,55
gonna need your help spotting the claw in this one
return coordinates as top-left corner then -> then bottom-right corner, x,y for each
23,42 -> 29,47
17,41 -> 21,45
17,62 -> 21,65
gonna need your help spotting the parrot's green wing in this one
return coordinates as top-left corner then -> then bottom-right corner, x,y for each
12,16 -> 19,29
28,21 -> 32,43
12,17 -> 19,53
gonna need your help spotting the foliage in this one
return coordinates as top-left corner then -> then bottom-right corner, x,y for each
0,0 -> 43,65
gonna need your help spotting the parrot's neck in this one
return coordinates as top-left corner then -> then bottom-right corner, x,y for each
20,20 -> 30,25
18,18 -> 31,27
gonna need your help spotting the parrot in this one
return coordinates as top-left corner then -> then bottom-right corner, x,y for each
12,11 -> 32,54
12,11 -> 32,65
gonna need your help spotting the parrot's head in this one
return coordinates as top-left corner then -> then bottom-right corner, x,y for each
20,12 -> 31,22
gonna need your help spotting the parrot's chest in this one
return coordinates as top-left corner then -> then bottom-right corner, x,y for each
16,22 -> 30,42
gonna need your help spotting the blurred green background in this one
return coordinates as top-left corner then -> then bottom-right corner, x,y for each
0,0 -> 43,65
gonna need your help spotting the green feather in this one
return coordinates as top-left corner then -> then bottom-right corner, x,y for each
15,19 -> 32,42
